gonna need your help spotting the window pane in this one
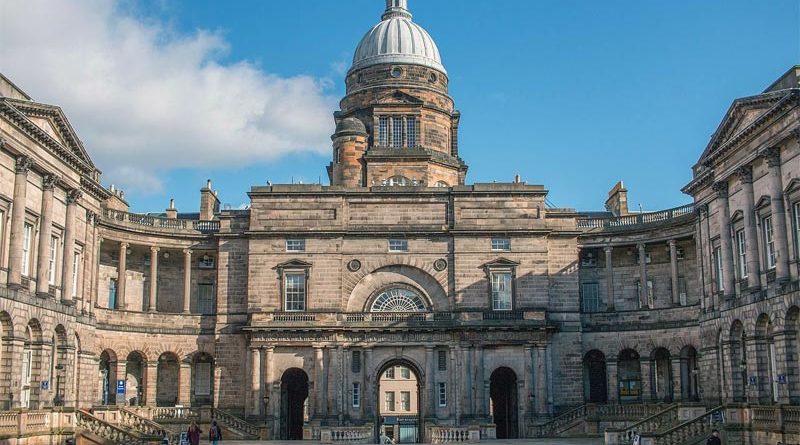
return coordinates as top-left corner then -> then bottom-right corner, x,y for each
352,351 -> 361,373
795,203 -> 800,259
198,284 -> 214,314
353,383 -> 360,407
388,239 -> 408,252
491,238 -> 510,251
582,283 -> 599,313
379,117 -> 388,146
491,272 -> 512,310
392,117 -> 403,147
284,273 -> 306,311
438,382 -> 447,406
195,362 -> 212,396
48,236 -> 58,285
407,117 -> 417,147
22,224 -> 32,276
438,350 -> 447,371
286,239 -> 305,252
401,367 -> 410,379
401,391 -> 410,411
764,216 -> 776,268
736,230 -> 747,279
71,251 -> 80,297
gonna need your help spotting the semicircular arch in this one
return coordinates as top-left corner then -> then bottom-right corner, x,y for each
346,264 -> 449,312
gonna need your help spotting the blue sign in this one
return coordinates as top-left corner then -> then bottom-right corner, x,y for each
749,376 -> 757,386
778,374 -> 787,384
40,380 -> 49,390
116,379 -> 126,395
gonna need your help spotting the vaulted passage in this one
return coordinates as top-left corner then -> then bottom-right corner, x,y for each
280,368 -> 309,440
490,367 -> 518,439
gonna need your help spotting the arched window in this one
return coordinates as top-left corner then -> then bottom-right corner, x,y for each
434,181 -> 449,188
370,288 -> 427,312
384,176 -> 411,186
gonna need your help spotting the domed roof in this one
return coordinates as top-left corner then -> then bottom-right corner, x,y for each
335,117 -> 367,134
351,0 -> 445,74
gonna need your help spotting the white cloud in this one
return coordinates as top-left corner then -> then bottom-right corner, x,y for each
0,0 -> 337,194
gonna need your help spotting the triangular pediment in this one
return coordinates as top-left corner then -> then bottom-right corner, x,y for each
784,178 -> 800,195
755,195 -> 771,210
29,116 -> 66,145
730,210 -> 744,222
375,90 -> 424,105
273,259 -> 313,270
481,257 -> 520,269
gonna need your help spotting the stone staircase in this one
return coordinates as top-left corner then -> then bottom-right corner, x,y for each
210,407 -> 261,439
534,403 -> 669,438
76,409 -> 164,445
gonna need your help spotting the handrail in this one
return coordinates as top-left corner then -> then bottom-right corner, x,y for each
76,409 -> 157,445
577,203 -> 694,229
211,408 -> 260,438
119,408 -> 170,439
640,405 -> 723,445
535,404 -> 586,437
102,208 -> 220,233
609,404 -> 678,443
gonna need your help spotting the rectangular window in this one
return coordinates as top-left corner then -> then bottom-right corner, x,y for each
108,278 -> 118,310
763,216 -> 776,269
389,239 -> 408,252
406,116 -> 417,147
491,272 -> 512,310
48,235 -> 58,285
385,367 -> 395,379
71,251 -> 80,298
678,277 -> 688,306
400,391 -> 411,411
438,350 -> 447,371
401,367 -> 410,379
736,229 -> 747,279
286,239 -> 305,252
284,273 -> 306,311
581,283 -> 600,313
195,362 -> 212,396
438,382 -> 447,407
713,246 -> 723,292
352,351 -> 361,373
352,383 -> 361,408
385,391 -> 395,412
22,223 -> 32,276
637,280 -> 654,309
794,202 -> 800,258
379,117 -> 388,147
198,255 -> 215,269
198,283 -> 214,314
491,238 -> 511,251
635,251 -> 651,264
392,117 -> 403,147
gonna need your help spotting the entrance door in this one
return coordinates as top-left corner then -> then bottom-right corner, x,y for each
490,367 -> 518,439
280,368 -> 309,440
585,350 -> 608,403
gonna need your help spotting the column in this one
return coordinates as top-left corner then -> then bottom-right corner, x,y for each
452,345 -> 461,424
604,246 -> 614,311
640,357 -> 652,402
764,147 -> 790,282
183,249 -> 192,313
534,345 -> 548,415
637,243 -> 649,308
314,346 -> 325,418
8,155 -> 33,286
772,332 -> 794,404
669,239 -> 680,305
264,346 -> 275,420
713,181 -> 736,298
737,166 -> 762,290
117,242 -> 129,309
607,360 -> 618,403
91,235 -> 102,312
329,345 -> 341,420
363,348 -> 372,418
341,347 -> 349,421
148,246 -> 159,312
60,189 -> 81,305
460,345 -> 472,418
116,359 -> 128,406
145,361 -> 157,406
474,345 -> 485,418
35,175 -> 58,295
670,358 -> 682,402
523,346 -> 534,419
80,211 -> 96,313
250,348 -> 262,416
178,363 -> 191,406
425,346 -> 435,418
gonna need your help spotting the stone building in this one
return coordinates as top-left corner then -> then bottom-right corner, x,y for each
0,1 -> 797,444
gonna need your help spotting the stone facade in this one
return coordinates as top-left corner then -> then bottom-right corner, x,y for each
0,2 -> 798,444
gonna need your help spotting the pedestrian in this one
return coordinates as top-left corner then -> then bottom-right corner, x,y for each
186,421 -> 201,445
706,429 -> 721,445
209,420 -> 222,445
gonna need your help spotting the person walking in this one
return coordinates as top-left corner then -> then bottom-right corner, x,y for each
706,429 -> 722,445
209,420 -> 222,445
186,421 -> 202,445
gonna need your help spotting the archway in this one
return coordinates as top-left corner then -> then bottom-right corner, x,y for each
755,314 -> 776,404
280,368 -> 309,440
583,350 -> 607,403
156,352 -> 179,406
730,320 -> 746,402
98,349 -> 117,405
787,306 -> 800,404
126,352 -> 146,406
53,325 -> 68,406
652,348 -> 673,402
490,367 -> 518,439
0,312 -> 11,410
617,349 -> 641,403
376,360 -> 422,444
191,353 -> 214,407
680,346 -> 699,401
22,319 -> 43,409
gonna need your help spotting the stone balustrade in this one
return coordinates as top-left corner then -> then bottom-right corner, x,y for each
428,426 -> 480,443
0,409 -> 75,440
102,208 -> 220,235
638,406 -> 723,445
605,404 -> 678,444
577,204 -> 695,231
95,307 -> 212,333
76,408 -> 161,445
249,309 -> 546,328
320,425 -> 373,443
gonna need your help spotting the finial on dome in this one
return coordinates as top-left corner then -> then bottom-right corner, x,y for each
383,0 -> 412,20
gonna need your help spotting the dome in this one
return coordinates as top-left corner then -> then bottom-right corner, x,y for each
335,117 -> 367,134
351,0 -> 445,74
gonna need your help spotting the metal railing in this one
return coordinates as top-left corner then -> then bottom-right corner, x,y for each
102,208 -> 220,233
577,204 -> 694,229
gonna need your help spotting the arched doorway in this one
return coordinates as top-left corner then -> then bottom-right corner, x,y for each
376,360 -> 422,444
53,325 -> 68,406
0,312 -> 11,409
191,353 -> 214,407
126,352 -> 146,406
680,346 -> 699,401
652,348 -> 673,402
490,367 -> 518,439
755,314 -> 776,404
617,349 -> 641,403
787,306 -> 800,404
98,350 -> 117,405
156,352 -> 179,406
730,320 -> 746,402
22,319 -> 43,409
280,368 -> 309,440
584,350 -> 607,403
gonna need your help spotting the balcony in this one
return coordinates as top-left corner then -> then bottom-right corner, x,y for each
101,209 -> 220,235
577,204 -> 695,232
248,310 -> 547,329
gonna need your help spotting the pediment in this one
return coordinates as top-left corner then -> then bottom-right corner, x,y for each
755,195 -> 771,210
273,259 -> 313,270
784,178 -> 800,195
730,210 -> 744,222
481,257 -> 520,269
374,90 -> 424,105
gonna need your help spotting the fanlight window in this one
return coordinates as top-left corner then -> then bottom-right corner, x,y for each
370,288 -> 427,312
383,176 -> 411,186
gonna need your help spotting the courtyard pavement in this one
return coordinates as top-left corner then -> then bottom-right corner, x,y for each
194,440 -> 603,445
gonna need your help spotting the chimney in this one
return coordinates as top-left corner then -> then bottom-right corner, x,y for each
199,179 -> 220,221
165,198 -> 177,219
605,181 -> 629,217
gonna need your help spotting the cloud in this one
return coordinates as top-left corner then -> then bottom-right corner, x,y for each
0,0 -> 337,194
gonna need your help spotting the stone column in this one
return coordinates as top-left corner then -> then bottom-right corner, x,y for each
523,345 -> 534,419
604,246 -> 614,311
114,359 -> 127,406
91,234 -> 102,312
80,211 -> 96,313
145,362 -> 157,406
670,358 -> 682,402
737,166 -> 762,290
35,175 -> 58,295
314,346 -> 325,418
637,243 -> 649,308
669,239 -> 680,305
460,345 -> 472,418
60,190 -> 81,305
607,359 -> 618,402
8,155 -> 33,286
772,332 -> 794,404
474,345 -> 485,418
363,348 -> 372,418
117,242 -> 129,309
264,346 -> 275,419
452,345 -> 461,424
640,357 -> 652,402
148,246 -> 159,312
713,181 -> 735,298
250,348 -> 261,416
329,345 -> 341,420
534,345 -> 548,415
182,249 -> 192,313
178,363 -> 191,406
764,147 -> 790,282
425,346 -> 435,418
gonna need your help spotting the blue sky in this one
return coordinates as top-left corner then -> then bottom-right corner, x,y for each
3,0 -> 799,213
